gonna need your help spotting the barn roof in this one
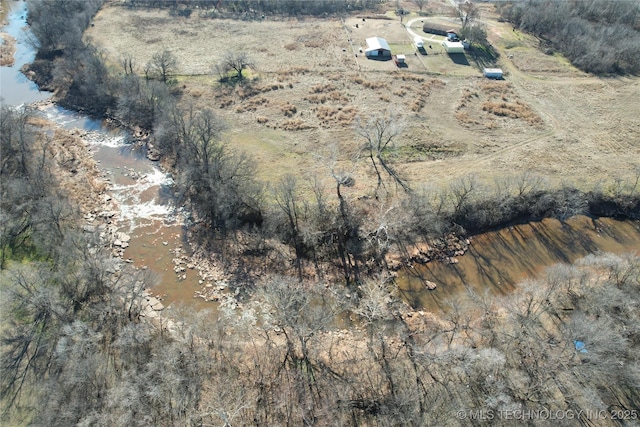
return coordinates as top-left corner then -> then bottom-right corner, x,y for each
365,37 -> 391,52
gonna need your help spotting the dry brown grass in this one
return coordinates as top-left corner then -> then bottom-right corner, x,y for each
405,79 -> 446,112
310,83 -> 336,93
302,38 -> 325,48
397,73 -> 426,83
410,98 -> 424,112
315,105 -> 358,127
0,33 -> 16,66
280,102 -> 298,117
352,75 -> 388,90
218,96 -> 234,109
455,111 -> 482,125
276,66 -> 311,76
423,79 -> 446,92
482,100 -> 542,125
480,80 -> 511,94
86,3 -> 640,193
280,118 -> 315,131
304,83 -> 350,104
305,92 -> 350,104
393,87 -> 408,97
233,85 -> 260,100
235,96 -> 269,113
455,80 -> 542,127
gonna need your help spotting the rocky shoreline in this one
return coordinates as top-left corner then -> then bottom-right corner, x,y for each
385,233 -> 471,290
29,105 -> 166,320
32,97 -> 476,311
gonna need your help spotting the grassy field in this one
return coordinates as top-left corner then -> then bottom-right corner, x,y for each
85,1 -> 640,193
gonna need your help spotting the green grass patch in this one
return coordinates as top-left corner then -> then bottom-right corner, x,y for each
388,43 -> 416,56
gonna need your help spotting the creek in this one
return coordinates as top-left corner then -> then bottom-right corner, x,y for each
2,0 -> 638,313
1,0 -> 207,308
397,215 -> 640,311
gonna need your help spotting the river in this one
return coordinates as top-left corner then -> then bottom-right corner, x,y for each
1,0 -> 208,308
397,215 -> 640,311
0,0 -> 49,106
2,0 -> 638,314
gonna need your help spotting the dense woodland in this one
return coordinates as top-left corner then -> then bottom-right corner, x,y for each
2,0 -> 640,425
498,0 -> 640,75
124,0 -> 380,16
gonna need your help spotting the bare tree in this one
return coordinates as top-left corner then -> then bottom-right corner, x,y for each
116,77 -> 172,129
255,277 -> 344,424
449,173 -> 478,216
218,51 -> 254,81
167,106 -> 263,233
119,52 -> 137,76
144,49 -> 178,84
0,106 -> 34,178
458,1 -> 479,29
413,0 -> 428,13
272,174 -> 308,281
355,110 -> 410,198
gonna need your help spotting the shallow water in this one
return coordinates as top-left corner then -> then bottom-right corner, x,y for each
396,216 -> 640,312
1,2 -> 207,308
0,0 -> 50,107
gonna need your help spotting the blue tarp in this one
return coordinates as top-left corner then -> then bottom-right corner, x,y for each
574,340 -> 588,353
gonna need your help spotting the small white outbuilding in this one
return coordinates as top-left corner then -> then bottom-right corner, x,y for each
483,68 -> 503,79
365,37 -> 391,58
442,40 -> 465,53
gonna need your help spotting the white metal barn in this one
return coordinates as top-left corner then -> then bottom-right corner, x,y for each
441,40 -> 465,53
365,37 -> 391,58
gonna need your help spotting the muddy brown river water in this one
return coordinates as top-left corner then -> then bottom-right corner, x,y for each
397,216 -> 640,311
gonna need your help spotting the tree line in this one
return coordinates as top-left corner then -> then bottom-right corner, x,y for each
3,185 -> 640,425
123,0 -> 380,17
0,106 -> 77,269
498,0 -> 640,75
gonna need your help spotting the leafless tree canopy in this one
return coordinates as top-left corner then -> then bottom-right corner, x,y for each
498,0 -> 640,75
217,51 -> 254,81
356,110 -> 410,198
413,0 -> 428,13
144,49 -> 178,83
458,0 -> 479,29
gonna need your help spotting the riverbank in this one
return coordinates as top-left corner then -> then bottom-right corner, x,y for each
0,32 -> 16,66
24,99 -> 168,319
30,98 -> 640,315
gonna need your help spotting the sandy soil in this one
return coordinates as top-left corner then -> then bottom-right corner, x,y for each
85,2 -> 640,194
